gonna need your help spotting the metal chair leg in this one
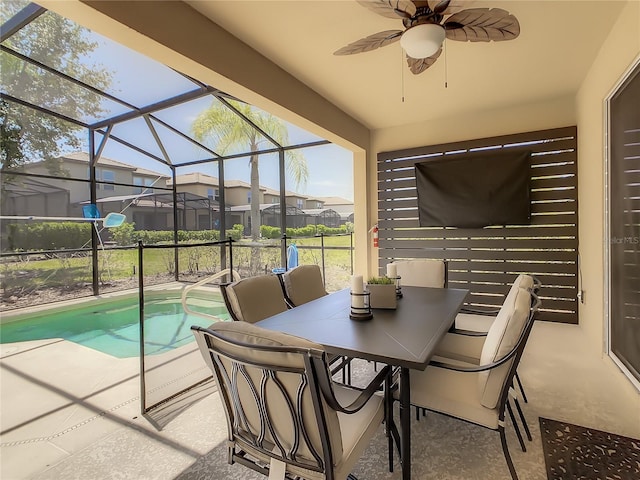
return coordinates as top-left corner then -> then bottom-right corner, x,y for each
509,385 -> 532,442
506,400 -> 526,453
499,425 -> 519,480
515,371 -> 528,403
513,396 -> 532,441
385,369 -> 394,473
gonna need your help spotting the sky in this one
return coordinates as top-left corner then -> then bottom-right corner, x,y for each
62,12 -> 356,201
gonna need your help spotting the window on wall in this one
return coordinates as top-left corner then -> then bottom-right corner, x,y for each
207,188 -> 219,201
93,168 -> 115,190
133,176 -> 155,194
607,59 -> 640,388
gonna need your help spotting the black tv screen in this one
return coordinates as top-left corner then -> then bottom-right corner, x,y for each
415,150 -> 531,228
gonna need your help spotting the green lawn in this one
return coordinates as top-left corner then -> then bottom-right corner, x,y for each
1,236 -> 354,298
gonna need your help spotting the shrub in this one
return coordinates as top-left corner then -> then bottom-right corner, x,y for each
110,222 -> 135,246
6,222 -> 92,250
260,225 -> 281,239
225,224 -> 244,241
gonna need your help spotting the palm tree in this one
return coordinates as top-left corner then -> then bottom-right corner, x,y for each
192,99 -> 309,271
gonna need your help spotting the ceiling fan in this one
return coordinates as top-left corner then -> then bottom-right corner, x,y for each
334,0 -> 520,74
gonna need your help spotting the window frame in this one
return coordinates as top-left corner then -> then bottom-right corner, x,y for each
605,54 -> 640,391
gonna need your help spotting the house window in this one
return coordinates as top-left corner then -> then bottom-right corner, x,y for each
134,176 -> 154,194
296,199 -> 303,209
101,169 -> 115,191
247,191 -> 251,203
91,168 -> 115,190
207,188 -> 219,201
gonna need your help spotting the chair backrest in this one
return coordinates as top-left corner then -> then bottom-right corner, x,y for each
192,321 -> 342,474
502,274 -> 535,306
391,259 -> 447,288
221,274 -> 288,323
280,264 -> 328,307
477,287 -> 536,409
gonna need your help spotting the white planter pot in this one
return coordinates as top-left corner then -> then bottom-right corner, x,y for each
367,283 -> 397,309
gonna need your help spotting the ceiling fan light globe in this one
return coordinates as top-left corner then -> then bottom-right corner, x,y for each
400,23 -> 445,59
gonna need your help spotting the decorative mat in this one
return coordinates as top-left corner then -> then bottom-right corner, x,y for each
539,417 -> 640,480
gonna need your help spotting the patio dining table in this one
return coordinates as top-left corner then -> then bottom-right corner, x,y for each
256,285 -> 469,480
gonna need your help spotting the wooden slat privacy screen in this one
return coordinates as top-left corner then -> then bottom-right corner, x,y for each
377,126 -> 578,323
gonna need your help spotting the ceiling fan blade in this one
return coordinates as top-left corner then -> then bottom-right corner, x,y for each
431,1 -> 451,14
444,8 -> 520,42
334,30 -> 403,55
427,0 -> 474,15
356,0 -> 417,19
406,48 -> 442,74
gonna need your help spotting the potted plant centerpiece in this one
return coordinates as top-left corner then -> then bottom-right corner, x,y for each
367,276 -> 397,309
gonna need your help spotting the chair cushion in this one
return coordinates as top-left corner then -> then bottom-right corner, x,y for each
434,332 -> 485,364
478,287 -> 532,408
282,264 -> 327,306
454,312 -> 495,332
225,274 -> 288,323
333,386 -> 384,480
407,365 -> 500,429
392,259 -> 445,288
454,274 -> 534,331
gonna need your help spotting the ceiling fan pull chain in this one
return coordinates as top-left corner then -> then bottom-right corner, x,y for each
401,48 -> 405,103
444,39 -> 448,89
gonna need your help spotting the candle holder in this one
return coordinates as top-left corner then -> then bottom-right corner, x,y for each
350,291 -> 373,321
390,275 -> 403,298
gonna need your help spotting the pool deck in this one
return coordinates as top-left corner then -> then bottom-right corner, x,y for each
0,283 -> 221,479
1,338 -> 142,478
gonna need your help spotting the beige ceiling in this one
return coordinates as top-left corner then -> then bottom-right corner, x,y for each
185,0 -> 626,131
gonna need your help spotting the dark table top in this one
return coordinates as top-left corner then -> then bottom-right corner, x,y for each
257,286 -> 469,370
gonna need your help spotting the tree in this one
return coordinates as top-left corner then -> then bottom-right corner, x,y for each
192,100 -> 309,272
0,7 -> 112,174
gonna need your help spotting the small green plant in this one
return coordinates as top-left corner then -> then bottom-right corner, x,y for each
367,276 -> 394,285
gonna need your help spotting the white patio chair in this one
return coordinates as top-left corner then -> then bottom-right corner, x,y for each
192,321 -> 391,480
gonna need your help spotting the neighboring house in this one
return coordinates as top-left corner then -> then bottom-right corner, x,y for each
314,196 -> 354,224
302,208 -> 341,228
4,152 -> 170,223
261,187 -> 280,205
224,179 -> 266,207
228,203 -> 307,234
168,173 -> 221,230
4,153 -> 350,233
304,196 -> 325,209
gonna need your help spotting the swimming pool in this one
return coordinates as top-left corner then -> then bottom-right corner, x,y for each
0,290 -> 230,358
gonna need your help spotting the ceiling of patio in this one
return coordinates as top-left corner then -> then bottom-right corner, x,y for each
186,0 -> 626,131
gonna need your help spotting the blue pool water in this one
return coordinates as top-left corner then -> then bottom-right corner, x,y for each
0,292 -> 230,358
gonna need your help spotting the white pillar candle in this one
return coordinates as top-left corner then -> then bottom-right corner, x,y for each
351,275 -> 364,309
351,275 -> 364,293
387,263 -> 397,278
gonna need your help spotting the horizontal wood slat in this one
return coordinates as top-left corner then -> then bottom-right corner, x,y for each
380,237 -> 577,249
378,126 -> 579,324
448,271 -> 578,286
380,225 -> 578,238
449,281 -> 576,298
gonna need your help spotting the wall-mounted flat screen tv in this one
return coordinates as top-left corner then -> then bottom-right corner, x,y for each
415,149 -> 531,228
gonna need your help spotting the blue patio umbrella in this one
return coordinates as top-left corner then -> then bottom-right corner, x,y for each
287,243 -> 299,269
